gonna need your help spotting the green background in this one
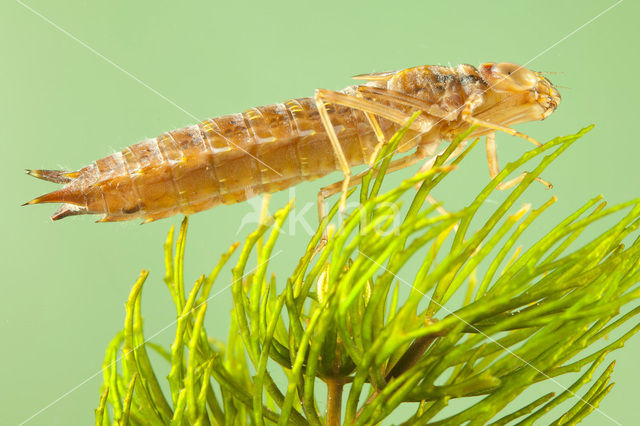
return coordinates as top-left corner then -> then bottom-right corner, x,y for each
2,0 -> 639,424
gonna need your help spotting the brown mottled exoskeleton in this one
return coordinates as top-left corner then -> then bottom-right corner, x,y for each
25,62 -> 560,223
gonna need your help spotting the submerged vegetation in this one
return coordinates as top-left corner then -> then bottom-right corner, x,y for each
96,123 -> 640,425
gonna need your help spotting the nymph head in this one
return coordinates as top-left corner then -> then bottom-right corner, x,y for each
479,62 -> 561,119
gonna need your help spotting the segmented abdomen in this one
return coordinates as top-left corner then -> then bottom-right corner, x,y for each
27,95 -> 389,223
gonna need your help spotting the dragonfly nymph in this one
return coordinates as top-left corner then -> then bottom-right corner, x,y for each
25,62 -> 560,223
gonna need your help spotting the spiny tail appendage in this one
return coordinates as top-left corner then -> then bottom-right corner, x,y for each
24,169 -> 89,221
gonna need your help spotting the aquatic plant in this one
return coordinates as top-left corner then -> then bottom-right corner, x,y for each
96,123 -> 640,425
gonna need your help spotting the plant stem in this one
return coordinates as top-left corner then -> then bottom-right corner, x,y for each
354,329 -> 438,420
386,334 -> 438,380
326,379 -> 343,426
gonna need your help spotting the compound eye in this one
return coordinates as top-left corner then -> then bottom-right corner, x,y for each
493,63 -> 537,91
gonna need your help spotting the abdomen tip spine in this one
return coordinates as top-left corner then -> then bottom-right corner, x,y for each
51,204 -> 88,221
25,169 -> 79,184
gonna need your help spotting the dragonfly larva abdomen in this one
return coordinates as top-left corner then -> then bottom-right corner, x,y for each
26,97 -> 391,222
